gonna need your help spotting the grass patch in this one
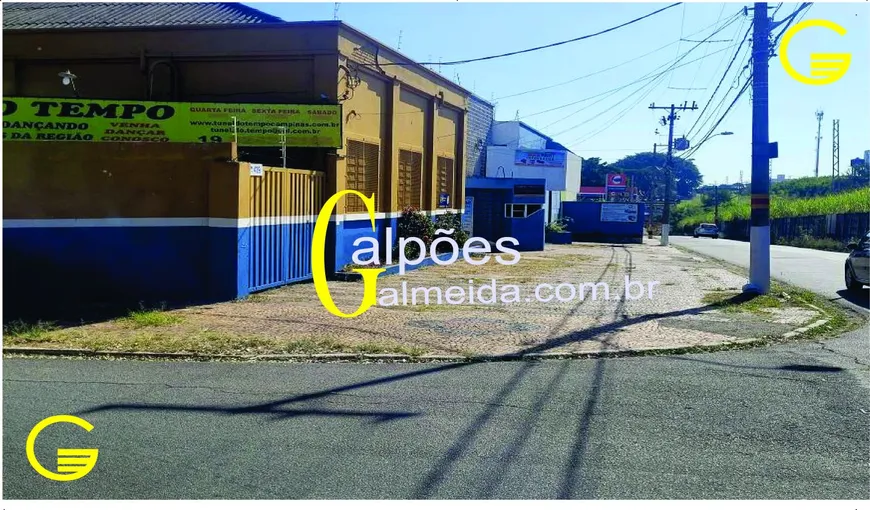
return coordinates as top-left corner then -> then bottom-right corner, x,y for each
5,325 -> 430,357
3,320 -> 58,341
674,243 -> 863,339
120,307 -> 183,328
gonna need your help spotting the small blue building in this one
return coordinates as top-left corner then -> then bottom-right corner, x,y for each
464,177 -> 546,252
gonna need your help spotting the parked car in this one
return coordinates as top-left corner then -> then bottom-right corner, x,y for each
845,230 -> 870,291
693,223 -> 719,239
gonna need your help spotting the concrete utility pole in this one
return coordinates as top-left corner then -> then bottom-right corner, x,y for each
814,109 -> 824,177
745,2 -> 773,295
649,101 -> 698,246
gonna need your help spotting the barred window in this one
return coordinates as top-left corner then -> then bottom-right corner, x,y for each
437,156 -> 455,207
346,140 -> 380,213
398,150 -> 423,209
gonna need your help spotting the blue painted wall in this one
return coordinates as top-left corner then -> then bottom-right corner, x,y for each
4,226 -> 224,316
561,201 -> 646,243
464,177 -> 546,252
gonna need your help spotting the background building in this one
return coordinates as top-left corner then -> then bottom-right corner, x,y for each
484,120 -> 581,223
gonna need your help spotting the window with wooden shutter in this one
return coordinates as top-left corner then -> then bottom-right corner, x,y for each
398,150 -> 423,209
345,139 -> 380,213
437,156 -> 455,207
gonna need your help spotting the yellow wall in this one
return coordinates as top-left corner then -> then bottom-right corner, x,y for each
3,142 -> 242,220
4,22 -> 471,215
396,89 -> 427,151
343,73 -> 387,144
436,106 -> 459,157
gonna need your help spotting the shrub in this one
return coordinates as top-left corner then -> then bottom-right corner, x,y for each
546,217 -> 572,233
395,206 -> 435,259
433,212 -> 470,252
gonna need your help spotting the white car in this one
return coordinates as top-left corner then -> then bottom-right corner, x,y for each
693,223 -> 720,239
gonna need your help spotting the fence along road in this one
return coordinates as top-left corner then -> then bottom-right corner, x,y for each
669,236 -> 869,313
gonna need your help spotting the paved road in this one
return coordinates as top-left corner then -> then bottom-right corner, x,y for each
669,236 -> 869,312
4,342 -> 869,499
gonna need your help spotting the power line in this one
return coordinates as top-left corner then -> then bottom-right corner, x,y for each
686,3 -> 728,92
546,23 -> 740,140
369,3 -> 683,67
668,3 -> 689,89
686,18 -> 753,138
567,66 -> 674,147
494,8 -> 742,101
691,13 -> 748,121
682,76 -> 751,160
535,15 -> 740,133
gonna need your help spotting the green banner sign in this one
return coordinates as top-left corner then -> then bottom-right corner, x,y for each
2,97 -> 342,148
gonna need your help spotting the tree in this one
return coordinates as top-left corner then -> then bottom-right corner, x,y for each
609,152 -> 702,200
580,157 -> 610,187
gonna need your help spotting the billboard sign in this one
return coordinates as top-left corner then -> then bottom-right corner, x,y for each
514,150 -> 566,167
600,203 -> 638,223
606,173 -> 627,190
2,97 -> 343,148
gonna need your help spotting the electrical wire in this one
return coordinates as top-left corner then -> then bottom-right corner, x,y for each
368,3 -> 684,67
686,19 -> 752,138
668,3 -> 689,89
682,76 -> 751,160
686,2 -> 810,151
535,14 -> 741,135
494,13 -> 739,102
537,47 -> 732,132
566,64 -> 675,148
545,21 -> 741,141
685,3 -> 728,92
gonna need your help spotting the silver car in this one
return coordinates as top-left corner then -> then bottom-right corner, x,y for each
694,223 -> 719,239
845,230 -> 870,291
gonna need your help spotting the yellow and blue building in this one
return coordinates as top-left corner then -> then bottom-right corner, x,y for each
2,2 -> 473,315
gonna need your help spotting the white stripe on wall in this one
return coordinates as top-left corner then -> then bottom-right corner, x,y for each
3,209 -> 467,229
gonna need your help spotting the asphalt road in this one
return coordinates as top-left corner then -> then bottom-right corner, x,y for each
669,236 -> 870,312
4,340 -> 869,499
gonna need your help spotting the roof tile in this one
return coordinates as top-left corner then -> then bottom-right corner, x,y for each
2,2 -> 284,30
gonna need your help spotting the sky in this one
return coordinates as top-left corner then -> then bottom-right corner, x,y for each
249,1 -> 869,187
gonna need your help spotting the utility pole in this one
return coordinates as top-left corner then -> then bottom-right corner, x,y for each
649,101 -> 697,246
814,109 -> 824,177
745,2 -> 774,295
832,119 -> 840,189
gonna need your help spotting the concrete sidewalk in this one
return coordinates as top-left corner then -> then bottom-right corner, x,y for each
6,240 -> 827,357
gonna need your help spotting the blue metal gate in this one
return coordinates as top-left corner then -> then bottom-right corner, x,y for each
248,167 -> 324,292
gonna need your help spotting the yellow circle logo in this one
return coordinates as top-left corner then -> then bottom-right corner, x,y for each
779,19 -> 852,85
26,415 -> 99,482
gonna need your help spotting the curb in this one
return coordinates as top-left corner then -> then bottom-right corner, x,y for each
3,338 -> 770,364
782,318 -> 831,339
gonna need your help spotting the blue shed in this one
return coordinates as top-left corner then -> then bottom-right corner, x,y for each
463,177 -> 546,252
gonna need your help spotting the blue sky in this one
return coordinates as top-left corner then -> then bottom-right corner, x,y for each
249,2 -> 869,186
